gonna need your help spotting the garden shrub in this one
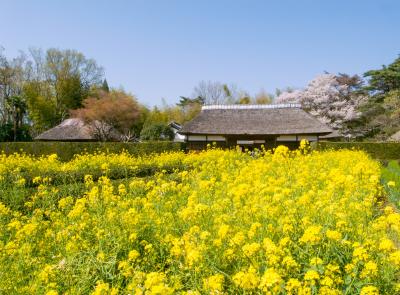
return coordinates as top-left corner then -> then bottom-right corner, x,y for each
312,141 -> 400,160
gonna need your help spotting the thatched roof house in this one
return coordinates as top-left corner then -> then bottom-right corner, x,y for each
35,118 -> 95,141
35,118 -> 121,142
179,104 -> 332,150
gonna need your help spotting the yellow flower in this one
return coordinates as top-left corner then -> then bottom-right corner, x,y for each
304,270 -> 320,283
232,231 -> 246,245
0,201 -> 10,216
326,229 -> 342,241
353,246 -> 369,262
32,176 -> 42,184
84,174 -> 93,186
101,163 -> 109,171
310,257 -> 323,266
318,286 -> 341,295
360,261 -> 378,278
387,181 -> 396,187
128,249 -> 140,261
186,248 -> 201,267
242,242 -> 261,257
321,275 -> 335,287
203,274 -> 224,292
300,225 -> 322,245
258,268 -> 282,292
273,145 -> 289,158
118,184 -> 127,195
48,153 -> 58,162
389,251 -> 400,266
58,196 -> 73,209
232,267 -> 260,290
15,177 -> 26,187
282,256 -> 299,271
97,252 -> 106,261
38,265 -> 54,283
144,272 -> 173,295
91,281 -> 118,295
360,285 -> 379,295
378,238 -> 394,252
144,272 -> 166,289
285,278 -> 302,293
217,224 -> 230,239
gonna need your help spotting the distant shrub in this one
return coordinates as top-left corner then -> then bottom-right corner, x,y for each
312,141 -> 400,160
0,141 -> 183,161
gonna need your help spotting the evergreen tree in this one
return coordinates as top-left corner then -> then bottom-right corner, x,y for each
101,79 -> 110,92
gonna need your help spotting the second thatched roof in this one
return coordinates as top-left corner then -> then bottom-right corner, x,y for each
35,118 -> 95,141
179,104 -> 332,136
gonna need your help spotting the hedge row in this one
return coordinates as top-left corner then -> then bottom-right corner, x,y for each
312,141 -> 400,160
0,141 -> 184,161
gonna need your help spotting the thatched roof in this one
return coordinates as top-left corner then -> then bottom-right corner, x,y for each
389,130 -> 400,142
179,104 -> 332,136
35,118 -> 95,141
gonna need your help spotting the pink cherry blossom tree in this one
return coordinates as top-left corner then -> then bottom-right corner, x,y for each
275,74 -> 367,136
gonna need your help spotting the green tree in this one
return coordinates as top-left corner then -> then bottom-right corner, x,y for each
140,122 -> 174,141
364,56 -> 400,98
131,104 -> 149,139
6,96 -> 27,141
25,48 -> 104,133
101,79 -> 110,92
23,81 -> 56,134
0,48 -> 30,141
365,90 -> 400,139
362,56 -> 400,138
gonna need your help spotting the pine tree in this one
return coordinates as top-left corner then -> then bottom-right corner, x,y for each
101,79 -> 110,92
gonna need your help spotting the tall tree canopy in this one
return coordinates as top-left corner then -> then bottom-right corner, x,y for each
364,56 -> 400,97
24,48 -> 104,134
0,48 -> 30,141
362,56 -> 400,138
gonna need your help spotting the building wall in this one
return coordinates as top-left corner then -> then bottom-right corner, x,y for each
185,134 -> 319,151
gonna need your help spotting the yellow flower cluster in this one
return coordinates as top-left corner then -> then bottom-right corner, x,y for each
0,150 -> 188,186
0,145 -> 399,294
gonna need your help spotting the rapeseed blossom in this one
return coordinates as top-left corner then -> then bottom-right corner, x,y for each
0,146 -> 399,293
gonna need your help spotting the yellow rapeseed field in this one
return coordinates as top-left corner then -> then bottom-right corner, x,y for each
0,143 -> 399,294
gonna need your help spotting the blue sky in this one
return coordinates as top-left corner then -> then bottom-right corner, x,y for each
1,0 -> 399,106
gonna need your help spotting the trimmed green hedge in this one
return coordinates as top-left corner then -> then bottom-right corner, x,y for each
312,141 -> 400,160
0,141 -> 184,161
